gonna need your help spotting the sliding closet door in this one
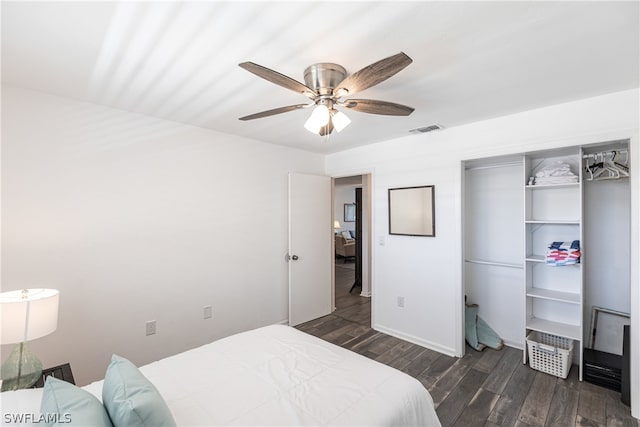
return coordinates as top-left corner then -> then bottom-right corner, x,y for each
464,159 -> 524,348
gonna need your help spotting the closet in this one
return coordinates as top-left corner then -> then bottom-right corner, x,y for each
463,140 -> 631,381
523,148 -> 583,378
582,143 -> 631,355
464,156 -> 524,348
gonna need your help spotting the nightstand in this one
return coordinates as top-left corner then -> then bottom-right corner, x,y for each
32,363 -> 75,388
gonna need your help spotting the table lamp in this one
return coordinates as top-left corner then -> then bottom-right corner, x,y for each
0,289 -> 59,391
334,220 -> 341,233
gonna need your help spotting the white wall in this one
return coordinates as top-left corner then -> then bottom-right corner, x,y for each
1,86 -> 324,385
334,184 -> 357,234
326,88 -> 640,414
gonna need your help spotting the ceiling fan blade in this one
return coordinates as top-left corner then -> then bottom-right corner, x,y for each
334,52 -> 412,96
342,99 -> 414,116
239,104 -> 310,121
239,62 -> 317,99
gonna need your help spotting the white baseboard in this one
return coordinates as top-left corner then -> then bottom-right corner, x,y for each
275,319 -> 289,326
503,339 -> 524,351
374,324 -> 459,357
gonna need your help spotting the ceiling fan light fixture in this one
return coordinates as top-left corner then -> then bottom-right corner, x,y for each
331,109 -> 351,132
239,52 -> 414,138
304,104 -> 330,134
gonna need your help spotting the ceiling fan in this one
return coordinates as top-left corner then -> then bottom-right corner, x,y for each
238,52 -> 415,136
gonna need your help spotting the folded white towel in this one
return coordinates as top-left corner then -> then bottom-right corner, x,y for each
535,175 -> 578,185
535,161 -> 577,178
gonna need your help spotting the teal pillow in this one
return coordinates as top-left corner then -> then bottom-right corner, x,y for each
465,305 -> 485,351
477,316 -> 504,350
40,376 -> 113,427
102,355 -> 176,427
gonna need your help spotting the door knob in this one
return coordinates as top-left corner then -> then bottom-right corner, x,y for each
285,253 -> 300,262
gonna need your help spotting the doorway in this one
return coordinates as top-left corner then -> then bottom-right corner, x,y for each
333,175 -> 372,326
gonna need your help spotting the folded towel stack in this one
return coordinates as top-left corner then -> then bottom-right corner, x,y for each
545,240 -> 581,266
534,161 -> 578,185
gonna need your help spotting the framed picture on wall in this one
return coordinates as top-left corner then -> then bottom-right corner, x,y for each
344,203 -> 356,222
388,185 -> 435,236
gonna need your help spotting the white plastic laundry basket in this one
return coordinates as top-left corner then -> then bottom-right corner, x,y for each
526,331 -> 573,379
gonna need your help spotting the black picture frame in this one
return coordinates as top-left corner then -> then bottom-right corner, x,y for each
388,185 -> 435,236
344,203 -> 356,222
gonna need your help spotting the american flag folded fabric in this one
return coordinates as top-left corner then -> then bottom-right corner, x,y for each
545,240 -> 580,266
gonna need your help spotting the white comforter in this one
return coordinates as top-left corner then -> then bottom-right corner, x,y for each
1,325 -> 441,426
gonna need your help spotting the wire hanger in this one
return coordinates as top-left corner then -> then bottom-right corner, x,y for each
583,150 -> 630,181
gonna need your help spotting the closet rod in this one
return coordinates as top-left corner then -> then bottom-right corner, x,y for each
465,259 -> 523,269
582,150 -> 628,159
464,161 -> 523,171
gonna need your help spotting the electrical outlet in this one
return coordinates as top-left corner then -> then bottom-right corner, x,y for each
397,296 -> 405,308
203,305 -> 212,319
145,320 -> 156,336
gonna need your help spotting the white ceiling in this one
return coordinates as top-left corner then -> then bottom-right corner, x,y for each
2,1 -> 638,154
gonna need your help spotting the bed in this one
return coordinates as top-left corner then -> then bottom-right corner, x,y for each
0,325 -> 441,426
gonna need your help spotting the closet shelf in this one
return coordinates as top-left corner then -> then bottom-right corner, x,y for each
465,259 -> 523,269
526,317 -> 581,341
525,219 -> 580,225
526,287 -> 580,304
525,254 -> 581,265
524,149 -> 584,381
525,183 -> 580,190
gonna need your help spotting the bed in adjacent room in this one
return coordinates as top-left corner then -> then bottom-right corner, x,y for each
0,325 -> 441,426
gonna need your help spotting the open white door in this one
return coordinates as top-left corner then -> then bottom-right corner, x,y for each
288,172 -> 332,326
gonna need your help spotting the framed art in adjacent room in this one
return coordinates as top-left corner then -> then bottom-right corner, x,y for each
388,185 -> 435,236
344,203 -> 356,222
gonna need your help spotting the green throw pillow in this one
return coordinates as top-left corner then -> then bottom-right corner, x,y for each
40,376 -> 113,427
102,355 -> 176,427
477,316 -> 504,350
465,305 -> 485,351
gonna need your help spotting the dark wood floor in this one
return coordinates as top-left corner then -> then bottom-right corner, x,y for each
296,261 -> 638,427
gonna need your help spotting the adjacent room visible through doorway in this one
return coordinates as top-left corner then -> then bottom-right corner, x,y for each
333,175 -> 371,326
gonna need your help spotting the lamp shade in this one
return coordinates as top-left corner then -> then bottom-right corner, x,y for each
331,110 -> 351,132
0,289 -> 59,344
304,104 -> 330,134
334,220 -> 341,229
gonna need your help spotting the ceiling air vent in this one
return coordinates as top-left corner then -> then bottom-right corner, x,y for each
409,124 -> 444,134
